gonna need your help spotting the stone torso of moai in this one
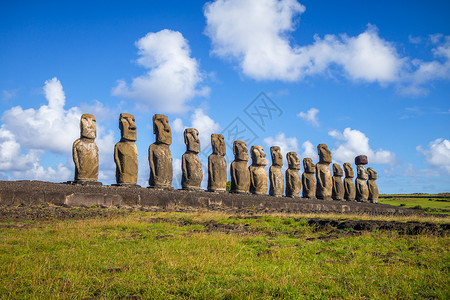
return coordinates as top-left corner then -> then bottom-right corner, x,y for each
355,155 -> 369,202
249,145 -> 268,195
269,146 -> 284,197
285,152 -> 301,197
208,134 -> 226,192
114,113 -> 138,185
343,163 -> 356,201
332,163 -> 345,200
230,140 -> 250,193
148,114 -> 173,189
367,167 -> 379,203
315,144 -> 332,200
302,158 -> 316,199
181,128 -> 203,190
72,114 -> 99,183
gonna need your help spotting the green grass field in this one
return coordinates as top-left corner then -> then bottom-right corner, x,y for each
380,194 -> 450,214
1,210 -> 448,299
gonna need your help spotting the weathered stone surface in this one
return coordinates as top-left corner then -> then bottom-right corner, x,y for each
114,113 -> 138,185
356,164 -> 369,202
230,140 -> 250,193
73,113 -> 99,182
249,145 -> 268,195
149,114 -> 173,189
208,134 -> 227,192
343,162 -> 356,201
367,167 -> 379,203
302,158 -> 316,199
269,146 -> 284,197
355,155 -> 368,165
332,163 -> 345,201
316,144 -> 332,200
285,152 -> 301,197
181,128 -> 202,190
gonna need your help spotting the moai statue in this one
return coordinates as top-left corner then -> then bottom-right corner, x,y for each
343,163 -> 356,201
332,163 -> 345,200
148,114 -> 173,189
230,140 -> 250,193
367,167 -> 379,203
285,152 -> 301,197
302,158 -> 316,199
181,128 -> 202,190
72,114 -> 99,184
208,134 -> 227,192
114,113 -> 138,185
269,146 -> 284,197
316,144 -> 332,200
249,145 -> 268,195
355,155 -> 369,202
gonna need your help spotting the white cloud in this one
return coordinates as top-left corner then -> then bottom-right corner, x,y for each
328,128 -> 396,165
263,132 -> 298,157
297,107 -> 319,127
2,89 -> 17,101
300,140 -> 319,163
417,138 -> 450,174
112,29 -> 210,113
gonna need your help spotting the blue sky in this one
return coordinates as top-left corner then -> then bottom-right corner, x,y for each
0,0 -> 449,193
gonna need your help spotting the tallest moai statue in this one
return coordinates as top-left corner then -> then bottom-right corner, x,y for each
114,113 -> 138,185
316,144 -> 332,200
355,155 -> 369,202
149,114 -> 173,189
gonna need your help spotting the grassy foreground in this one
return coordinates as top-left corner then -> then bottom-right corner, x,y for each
379,194 -> 450,214
0,211 -> 449,299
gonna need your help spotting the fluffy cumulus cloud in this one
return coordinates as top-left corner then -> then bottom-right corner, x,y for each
417,138 -> 450,174
297,107 -> 319,127
328,128 -> 396,165
204,0 -> 450,92
263,132 -> 298,158
113,29 -> 210,113
300,140 -> 318,162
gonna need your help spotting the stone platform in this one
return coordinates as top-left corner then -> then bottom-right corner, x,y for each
0,180 -> 422,216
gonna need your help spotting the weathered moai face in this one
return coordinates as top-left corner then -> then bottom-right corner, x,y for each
317,144 -> 332,164
153,114 -> 172,145
233,140 -> 249,161
251,145 -> 267,166
287,152 -> 300,170
80,113 -> 96,139
211,134 -> 225,156
119,113 -> 136,141
343,163 -> 354,178
303,158 -> 315,173
367,167 -> 377,180
270,146 -> 283,167
357,165 -> 368,180
184,128 -> 200,153
333,163 -> 343,177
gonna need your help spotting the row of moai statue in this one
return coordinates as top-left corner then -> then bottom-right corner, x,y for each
72,113 -> 379,202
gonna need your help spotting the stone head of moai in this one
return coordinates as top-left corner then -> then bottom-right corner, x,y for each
317,144 -> 332,164
251,145 -> 267,167
270,146 -> 283,167
80,113 -> 96,139
233,140 -> 249,162
367,167 -> 377,180
119,113 -> 136,142
153,114 -> 172,145
184,128 -> 200,153
303,157 -> 315,173
357,164 -> 368,180
333,163 -> 343,177
343,163 -> 354,178
211,134 -> 226,156
287,152 -> 300,170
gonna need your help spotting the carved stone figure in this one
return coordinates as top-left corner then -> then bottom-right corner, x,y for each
114,113 -> 138,185
230,140 -> 250,193
72,114 -> 99,183
315,144 -> 332,200
285,152 -> 301,197
343,163 -> 356,201
302,158 -> 316,199
269,146 -> 284,197
249,145 -> 268,195
208,134 -> 227,192
181,128 -> 202,190
355,163 -> 369,202
332,163 -> 345,200
367,167 -> 379,203
149,114 -> 173,189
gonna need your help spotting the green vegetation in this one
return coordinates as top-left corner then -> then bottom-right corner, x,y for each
380,194 -> 450,214
1,211 -> 448,299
